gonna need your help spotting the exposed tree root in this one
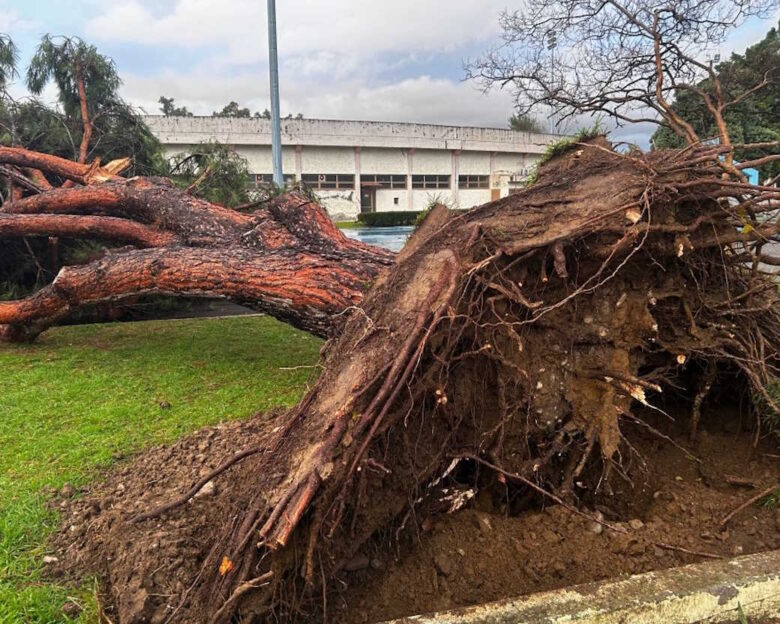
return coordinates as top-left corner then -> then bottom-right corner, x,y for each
52,138 -> 779,623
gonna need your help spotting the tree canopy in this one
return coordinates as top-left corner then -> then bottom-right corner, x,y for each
0,35 -> 17,89
159,96 -> 193,117
509,113 -> 543,133
652,22 -> 779,182
213,100 -> 252,118
468,0 -> 777,145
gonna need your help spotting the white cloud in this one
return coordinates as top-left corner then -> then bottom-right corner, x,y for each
85,0 -> 507,68
121,70 -> 517,128
95,0 -> 519,127
79,0 -> 780,139
0,8 -> 38,34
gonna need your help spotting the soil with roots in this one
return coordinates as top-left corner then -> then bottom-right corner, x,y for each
51,403 -> 779,623
47,140 -> 780,623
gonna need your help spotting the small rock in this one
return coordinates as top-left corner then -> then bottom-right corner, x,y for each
194,480 -> 217,498
629,519 -> 644,530
457,548 -> 466,557
43,555 -> 59,564
474,512 -> 493,535
159,401 -> 172,410
628,541 -> 646,556
116,483 -> 126,494
434,553 -> 455,578
589,511 -> 604,535
61,601 -> 82,618
732,545 -> 744,556
60,483 -> 75,498
344,554 -> 370,572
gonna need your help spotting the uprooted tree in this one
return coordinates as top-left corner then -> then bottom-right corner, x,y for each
5,1 -> 779,622
0,150 -> 393,341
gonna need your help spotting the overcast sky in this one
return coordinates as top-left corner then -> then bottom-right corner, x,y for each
2,1 -> 778,144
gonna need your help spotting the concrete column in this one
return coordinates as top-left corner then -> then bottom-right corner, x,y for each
406,148 -> 415,211
489,151 -> 496,191
354,146 -> 362,216
451,149 -> 460,208
294,145 -> 303,182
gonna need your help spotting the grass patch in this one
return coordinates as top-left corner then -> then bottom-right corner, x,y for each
335,221 -> 362,229
0,316 -> 321,623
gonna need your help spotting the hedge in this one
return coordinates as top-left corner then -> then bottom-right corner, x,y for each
357,211 -> 423,227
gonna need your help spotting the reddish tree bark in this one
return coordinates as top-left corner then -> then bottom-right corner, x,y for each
0,147 -> 393,342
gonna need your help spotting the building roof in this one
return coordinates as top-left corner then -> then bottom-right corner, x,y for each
143,116 -> 559,154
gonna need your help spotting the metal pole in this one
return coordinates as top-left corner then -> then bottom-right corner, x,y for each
549,44 -> 554,135
267,0 -> 283,186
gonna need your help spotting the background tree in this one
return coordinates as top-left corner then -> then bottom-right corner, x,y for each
467,0 -> 777,162
509,112 -> 543,132
27,36 -> 122,163
652,22 -> 779,182
213,101 -> 252,118
158,95 -> 193,117
0,34 -> 17,90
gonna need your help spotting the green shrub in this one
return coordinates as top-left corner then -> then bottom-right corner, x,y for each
358,211 -> 423,227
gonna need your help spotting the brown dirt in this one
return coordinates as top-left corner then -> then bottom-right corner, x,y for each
52,403 -> 779,623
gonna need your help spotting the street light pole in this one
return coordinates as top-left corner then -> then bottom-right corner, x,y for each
267,0 -> 283,186
547,32 -> 557,135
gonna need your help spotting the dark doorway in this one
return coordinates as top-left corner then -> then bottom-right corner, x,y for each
361,186 -> 377,213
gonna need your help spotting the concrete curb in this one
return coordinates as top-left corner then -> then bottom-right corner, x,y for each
383,549 -> 780,623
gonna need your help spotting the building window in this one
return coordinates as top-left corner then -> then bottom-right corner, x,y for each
301,173 -> 355,190
250,173 -> 295,187
411,174 -> 450,189
458,175 -> 489,189
361,174 -> 407,189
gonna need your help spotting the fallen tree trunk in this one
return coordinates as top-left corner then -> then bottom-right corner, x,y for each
56,138 -> 780,623
0,149 -> 393,341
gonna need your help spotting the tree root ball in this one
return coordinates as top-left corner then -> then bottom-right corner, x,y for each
54,139 -> 779,623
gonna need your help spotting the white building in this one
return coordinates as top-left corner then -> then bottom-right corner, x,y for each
144,116 -> 559,221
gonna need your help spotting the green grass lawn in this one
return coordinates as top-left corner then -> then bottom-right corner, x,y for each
0,315 -> 321,623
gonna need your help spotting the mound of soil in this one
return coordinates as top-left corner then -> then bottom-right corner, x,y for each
51,405 -> 779,623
